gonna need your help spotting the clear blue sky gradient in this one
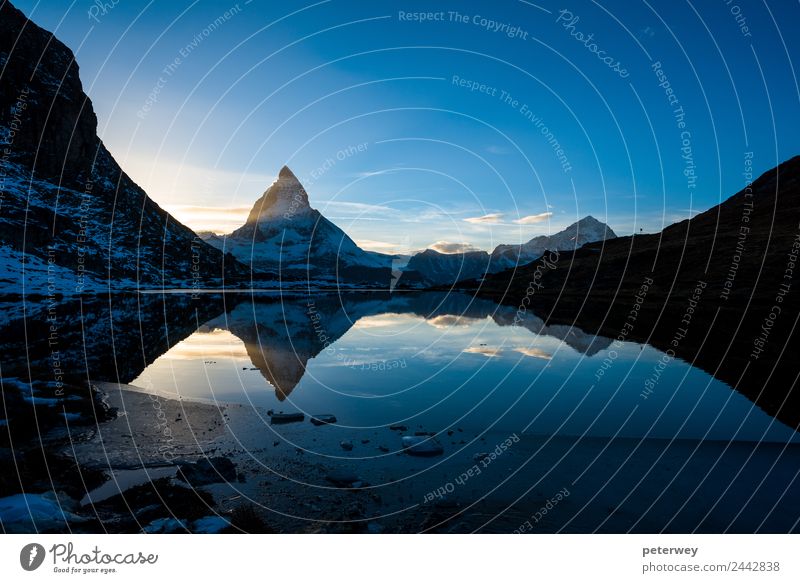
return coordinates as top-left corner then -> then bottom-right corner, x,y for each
14,0 -> 800,252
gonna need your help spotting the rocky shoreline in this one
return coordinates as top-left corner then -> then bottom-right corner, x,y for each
4,381 -> 800,533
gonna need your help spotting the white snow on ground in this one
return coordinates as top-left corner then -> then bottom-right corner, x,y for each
142,518 -> 187,533
3,377 -> 58,406
142,515 -> 229,533
2,154 -> 234,293
0,245 -> 104,295
191,516 -> 229,533
0,492 -> 87,532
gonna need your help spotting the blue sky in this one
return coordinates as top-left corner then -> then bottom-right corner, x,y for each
15,0 -> 800,253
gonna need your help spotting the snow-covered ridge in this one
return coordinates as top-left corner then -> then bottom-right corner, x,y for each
491,215 -> 617,270
399,216 -> 617,286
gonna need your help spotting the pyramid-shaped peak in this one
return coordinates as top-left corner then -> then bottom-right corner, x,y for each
237,164 -> 311,227
566,216 -> 606,230
568,215 -> 617,238
577,215 -> 601,224
279,165 -> 298,180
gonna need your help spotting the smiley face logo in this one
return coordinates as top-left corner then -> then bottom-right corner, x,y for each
20,543 -> 46,571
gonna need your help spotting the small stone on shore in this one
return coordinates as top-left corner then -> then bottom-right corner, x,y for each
401,436 -> 444,457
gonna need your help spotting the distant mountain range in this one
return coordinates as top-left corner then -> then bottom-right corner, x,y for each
462,156 -> 800,428
0,2 -> 246,294
401,216 -> 617,287
492,215 -> 617,269
403,249 -> 498,288
198,164 -> 617,288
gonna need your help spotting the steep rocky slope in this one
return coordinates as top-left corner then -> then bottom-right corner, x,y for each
0,1 -> 246,293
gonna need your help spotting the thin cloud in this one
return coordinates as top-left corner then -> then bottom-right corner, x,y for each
486,145 -> 510,155
352,169 -> 398,178
317,200 -> 395,214
165,204 -> 252,215
463,346 -> 502,357
427,315 -> 484,329
464,212 -> 505,224
163,204 -> 252,234
513,212 -> 553,225
355,315 -> 414,328
163,329 -> 249,360
429,241 -> 481,254
327,217 -> 388,221
355,239 -> 409,253
515,347 -> 553,360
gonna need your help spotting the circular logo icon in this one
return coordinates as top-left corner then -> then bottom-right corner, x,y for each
20,543 -> 46,571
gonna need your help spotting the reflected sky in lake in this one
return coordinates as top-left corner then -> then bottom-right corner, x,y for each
131,293 -> 800,444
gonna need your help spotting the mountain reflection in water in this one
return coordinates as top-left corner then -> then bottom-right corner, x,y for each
121,292 -> 798,443
3,290 -> 800,534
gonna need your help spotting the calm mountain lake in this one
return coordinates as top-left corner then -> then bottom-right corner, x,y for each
2,291 -> 799,532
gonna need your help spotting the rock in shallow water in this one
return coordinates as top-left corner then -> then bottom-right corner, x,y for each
310,414 -> 337,426
340,440 -> 354,451
268,411 -> 305,424
401,436 -> 444,457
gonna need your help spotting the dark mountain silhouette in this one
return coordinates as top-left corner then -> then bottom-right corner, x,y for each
463,156 -> 800,428
403,249 -> 498,287
0,1 -> 247,293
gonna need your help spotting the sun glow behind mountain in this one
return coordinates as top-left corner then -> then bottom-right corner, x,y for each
15,0 -> 796,254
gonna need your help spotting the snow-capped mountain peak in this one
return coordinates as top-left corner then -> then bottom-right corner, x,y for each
490,216 -> 617,270
243,165 -> 311,224
397,215 -> 618,287
204,167 -> 394,284
568,216 -> 613,240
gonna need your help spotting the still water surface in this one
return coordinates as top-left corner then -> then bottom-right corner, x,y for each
131,292 -> 799,444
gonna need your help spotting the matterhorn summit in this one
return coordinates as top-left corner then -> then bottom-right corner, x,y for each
241,165 -> 311,224
201,165 -> 392,283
